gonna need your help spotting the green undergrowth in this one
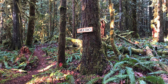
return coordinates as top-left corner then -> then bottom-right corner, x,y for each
0,69 -> 26,83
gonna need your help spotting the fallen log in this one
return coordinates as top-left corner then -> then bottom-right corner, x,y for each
146,46 -> 168,72
53,35 -> 168,56
116,35 -> 142,48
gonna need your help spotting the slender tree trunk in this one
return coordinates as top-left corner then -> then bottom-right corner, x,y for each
26,0 -> 36,47
119,0 -> 122,30
80,0 -> 106,75
109,0 -> 121,56
72,0 -> 76,38
125,0 -> 128,30
158,0 -> 164,42
11,0 -> 21,50
57,0 -> 66,68
149,0 -> 153,36
165,0 -> 168,36
49,0 -> 53,37
132,0 -> 139,38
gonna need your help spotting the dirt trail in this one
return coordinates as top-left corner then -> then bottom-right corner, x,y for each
5,46 -> 56,84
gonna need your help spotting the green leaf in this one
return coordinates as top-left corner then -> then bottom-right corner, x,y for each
139,80 -> 146,84
103,75 -> 128,84
148,71 -> 168,75
144,76 -> 165,84
66,75 -> 75,84
86,77 -> 102,84
126,67 -> 135,84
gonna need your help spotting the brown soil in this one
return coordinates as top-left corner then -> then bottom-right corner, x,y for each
4,46 -> 56,84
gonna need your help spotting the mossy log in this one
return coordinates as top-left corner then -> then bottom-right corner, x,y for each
106,44 -> 146,55
116,35 -> 141,48
146,46 -> 168,72
54,36 -> 168,56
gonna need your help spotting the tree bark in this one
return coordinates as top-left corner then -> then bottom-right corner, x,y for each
132,0 -> 139,38
109,0 -> 121,56
80,0 -> 106,75
125,0 -> 129,30
57,0 -> 66,68
158,0 -> 164,42
119,0 -> 122,30
11,0 -> 22,50
165,0 -> 168,36
149,1 -> 153,36
26,0 -> 36,47
72,0 -> 76,38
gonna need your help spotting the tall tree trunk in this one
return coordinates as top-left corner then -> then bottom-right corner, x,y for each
49,0 -> 53,37
132,0 -> 139,38
158,0 -> 164,42
26,0 -> 36,47
149,0 -> 153,36
72,0 -> 76,38
119,0 -> 122,30
80,0 -> 106,75
165,0 -> 168,36
11,0 -> 21,50
57,0 -> 66,68
109,0 -> 121,56
125,0 -> 128,30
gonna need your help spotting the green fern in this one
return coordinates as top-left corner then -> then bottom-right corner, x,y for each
86,77 -> 102,84
103,75 -> 128,84
139,80 -> 147,84
143,76 -> 165,84
126,67 -> 135,84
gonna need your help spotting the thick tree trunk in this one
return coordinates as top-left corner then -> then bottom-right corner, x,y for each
158,0 -> 164,42
80,0 -> 106,75
109,0 -> 121,56
26,0 -> 36,47
11,0 -> 22,50
72,0 -> 76,38
132,0 -> 139,38
57,0 -> 66,68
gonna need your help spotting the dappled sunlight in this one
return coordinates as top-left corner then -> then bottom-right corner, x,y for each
26,76 -> 48,84
71,39 -> 82,48
37,62 -> 56,72
26,71 -> 71,84
164,36 -> 168,42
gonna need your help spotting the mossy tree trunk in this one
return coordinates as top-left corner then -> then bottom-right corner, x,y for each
80,0 -> 106,75
57,0 -> 66,68
132,0 -> 139,38
11,0 -> 22,50
109,0 -> 121,56
26,0 -> 36,47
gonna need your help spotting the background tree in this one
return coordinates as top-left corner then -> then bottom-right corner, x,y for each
109,0 -> 121,56
158,0 -> 164,42
26,0 -> 36,47
132,0 -> 139,38
11,0 -> 22,50
57,0 -> 66,68
80,0 -> 106,75
72,0 -> 76,38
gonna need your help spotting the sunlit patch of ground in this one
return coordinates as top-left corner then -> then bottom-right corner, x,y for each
37,62 -> 56,72
0,69 -> 26,83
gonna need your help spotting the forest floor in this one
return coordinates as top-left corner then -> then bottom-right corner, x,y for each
4,45 -> 57,84
1,37 -> 168,84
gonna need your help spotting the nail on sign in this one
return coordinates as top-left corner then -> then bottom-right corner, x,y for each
77,27 -> 93,33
